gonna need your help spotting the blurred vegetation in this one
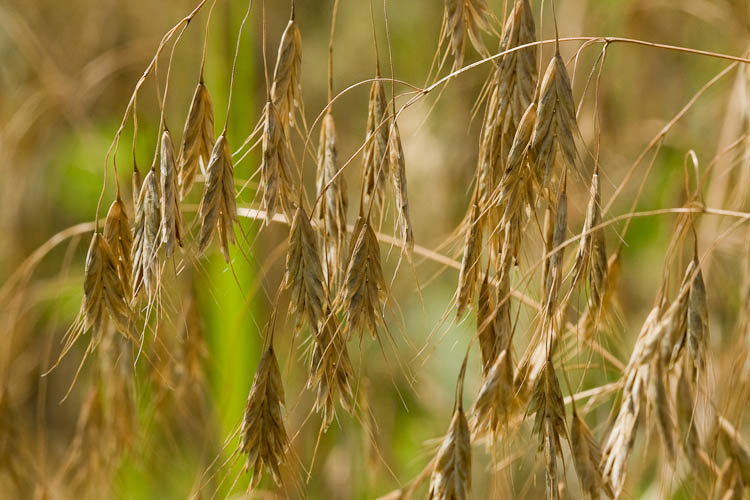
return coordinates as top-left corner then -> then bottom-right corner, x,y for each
1,0 -> 750,499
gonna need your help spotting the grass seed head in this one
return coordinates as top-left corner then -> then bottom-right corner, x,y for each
284,206 -> 327,334
198,133 -> 236,262
341,216 -> 387,341
160,129 -> 183,257
240,346 -> 289,489
131,168 -> 160,298
178,81 -> 215,199
270,17 -> 303,129
389,121 -> 414,253
428,406 -> 472,500
103,197 -> 133,299
316,112 -> 348,287
362,76 -> 390,215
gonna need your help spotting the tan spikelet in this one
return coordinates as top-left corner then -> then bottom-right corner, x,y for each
572,166 -> 606,295
543,179 -> 567,315
362,74 -> 390,214
389,121 -> 414,252
661,261 -> 693,363
260,101 -> 295,224
646,355 -> 675,461
528,358 -> 567,500
103,197 -> 133,297
531,52 -> 580,185
675,365 -> 699,461
342,215 -> 387,340
131,168 -> 160,298
428,406 -> 472,499
471,348 -> 513,439
270,16 -> 303,128
456,198 -> 482,319
570,411 -> 614,499
316,112 -> 348,286
284,206 -> 326,333
444,0 -> 490,69
160,129 -> 182,257
687,254 -> 708,372
178,81 -> 215,199
84,233 -> 133,337
198,133 -> 237,262
240,346 -> 288,489
308,312 -> 355,428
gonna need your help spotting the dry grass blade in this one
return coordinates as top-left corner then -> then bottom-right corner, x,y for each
570,411 -> 614,499
471,348 -> 513,440
444,0 -> 490,69
131,168 -> 160,298
308,312 -> 355,428
362,75 -> 390,215
456,198 -> 482,319
270,16 -> 303,128
341,216 -> 387,340
178,81 -> 215,199
389,121 -> 414,253
103,197 -> 133,298
284,206 -> 326,334
260,101 -> 295,224
198,133 -> 236,262
428,406 -> 471,499
160,129 -> 182,257
240,346 -> 289,489
687,254 -> 708,372
531,52 -> 581,186
316,112 -> 348,287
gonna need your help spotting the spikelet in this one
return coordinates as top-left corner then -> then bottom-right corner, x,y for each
531,51 -> 580,186
718,416 -> 750,485
342,216 -> 387,340
661,262 -> 693,364
543,178 -> 567,315
160,129 -> 182,257
284,206 -> 326,334
444,0 -> 490,69
646,355 -> 675,461
687,254 -> 708,372
240,346 -> 288,489
572,166 -> 606,294
474,0 -> 536,243
198,133 -> 237,262
131,168 -> 160,298
428,406 -> 472,499
475,273 -> 511,373
471,348 -> 513,439
495,0 -> 537,135
713,459 -> 744,500
495,102 -> 536,277
178,81 -> 215,199
579,252 -> 620,342
307,312 -> 355,428
103,197 -> 132,297
389,121 -> 414,253
528,358 -> 567,500
570,410 -> 614,499
675,365 -> 699,462
362,74 -> 390,214
83,233 -> 133,337
260,101 -> 295,224
316,112 -> 348,287
270,16 -> 303,128
456,197 -> 482,319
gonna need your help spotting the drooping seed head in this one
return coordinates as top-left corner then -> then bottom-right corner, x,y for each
178,81 -> 215,199
160,129 -> 182,257
198,133 -> 237,262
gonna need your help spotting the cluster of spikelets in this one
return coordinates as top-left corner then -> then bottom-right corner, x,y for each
55,0 -> 750,497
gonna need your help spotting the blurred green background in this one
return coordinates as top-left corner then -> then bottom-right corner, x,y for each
1,0 -> 749,499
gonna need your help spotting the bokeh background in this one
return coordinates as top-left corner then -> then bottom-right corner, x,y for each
1,0 -> 750,499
